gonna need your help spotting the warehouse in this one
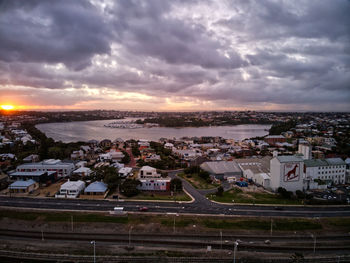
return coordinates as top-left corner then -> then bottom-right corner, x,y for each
200,161 -> 242,180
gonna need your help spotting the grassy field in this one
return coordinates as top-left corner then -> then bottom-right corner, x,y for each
0,210 -> 128,223
127,191 -> 191,201
178,173 -> 219,190
2,209 -> 348,232
207,187 -> 303,205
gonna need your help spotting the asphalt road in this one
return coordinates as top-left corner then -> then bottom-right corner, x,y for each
1,196 -> 350,217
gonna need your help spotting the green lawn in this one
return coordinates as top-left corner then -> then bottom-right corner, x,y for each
178,173 -> 218,190
207,187 -> 303,205
0,210 -> 128,224
127,191 -> 192,201
326,218 -> 350,231
202,218 -> 322,231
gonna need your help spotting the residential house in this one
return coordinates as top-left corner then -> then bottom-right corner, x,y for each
55,180 -> 85,198
9,179 -> 38,194
72,167 -> 92,177
118,167 -> 133,178
84,181 -> 108,196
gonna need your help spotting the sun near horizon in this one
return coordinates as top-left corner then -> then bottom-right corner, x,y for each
1,105 -> 15,111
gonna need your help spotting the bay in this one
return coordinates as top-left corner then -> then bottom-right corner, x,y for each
36,118 -> 271,143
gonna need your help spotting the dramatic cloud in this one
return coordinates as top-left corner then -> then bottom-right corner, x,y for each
0,0 -> 349,111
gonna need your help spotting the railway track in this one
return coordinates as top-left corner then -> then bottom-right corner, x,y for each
0,250 -> 350,263
1,229 -> 349,253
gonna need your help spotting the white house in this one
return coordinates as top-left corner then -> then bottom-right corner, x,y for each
138,178 -> 171,191
99,153 -> 113,162
137,166 -> 170,191
72,167 -> 92,177
138,166 -> 160,179
119,167 -> 133,178
164,143 -> 174,149
109,149 -> 125,162
55,180 -> 85,198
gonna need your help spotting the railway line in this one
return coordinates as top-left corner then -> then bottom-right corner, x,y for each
1,250 -> 350,263
1,229 -> 349,253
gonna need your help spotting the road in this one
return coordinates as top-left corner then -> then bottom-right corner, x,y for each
1,196 -> 350,217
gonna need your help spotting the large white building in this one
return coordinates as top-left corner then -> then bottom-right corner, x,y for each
270,155 -> 305,192
16,159 -> 75,177
298,141 -> 312,160
304,158 -> 346,187
137,166 -> 170,191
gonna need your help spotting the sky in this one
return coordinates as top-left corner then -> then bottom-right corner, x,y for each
0,0 -> 349,112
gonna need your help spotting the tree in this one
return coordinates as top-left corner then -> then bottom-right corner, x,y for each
121,150 -> 130,164
170,178 -> 182,192
120,179 -> 141,197
216,186 -> 224,196
131,145 -> 141,157
277,187 -> 293,199
296,190 -> 305,199
198,170 -> 210,180
92,166 -> 120,190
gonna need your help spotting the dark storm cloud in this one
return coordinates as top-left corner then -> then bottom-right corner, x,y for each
0,0 -> 111,70
109,0 -> 246,69
0,0 -> 349,111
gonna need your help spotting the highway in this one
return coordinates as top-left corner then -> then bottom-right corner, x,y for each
1,196 -> 350,217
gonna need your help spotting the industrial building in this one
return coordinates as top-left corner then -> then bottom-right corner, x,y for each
270,155 -> 305,192
304,158 -> 346,187
236,157 -> 271,188
16,159 -> 75,177
200,161 -> 242,180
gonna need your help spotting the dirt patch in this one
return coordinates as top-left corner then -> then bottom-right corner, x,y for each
38,181 -> 64,197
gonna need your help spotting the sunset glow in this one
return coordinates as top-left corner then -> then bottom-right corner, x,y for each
1,105 -> 14,110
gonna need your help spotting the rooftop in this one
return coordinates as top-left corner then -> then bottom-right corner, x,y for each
84,181 -> 107,193
304,159 -> 328,167
9,179 -> 36,188
325,158 -> 346,166
276,155 -> 303,163
201,161 -> 241,175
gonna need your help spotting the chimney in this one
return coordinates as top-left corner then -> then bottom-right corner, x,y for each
273,151 -> 278,157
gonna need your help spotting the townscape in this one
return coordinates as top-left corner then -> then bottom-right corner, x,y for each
1,110 -> 349,202
1,0 -> 350,262
0,110 -> 350,262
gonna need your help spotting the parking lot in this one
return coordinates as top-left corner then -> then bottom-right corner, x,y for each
310,185 -> 350,203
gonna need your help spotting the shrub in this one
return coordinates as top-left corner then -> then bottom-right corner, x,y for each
216,186 -> 224,196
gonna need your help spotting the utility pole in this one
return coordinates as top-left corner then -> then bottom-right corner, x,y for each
173,216 -> 176,233
220,230 -> 223,250
41,229 -> 44,241
90,241 -> 96,263
233,241 -> 238,263
71,215 -> 74,232
270,218 -> 273,236
310,233 -> 316,253
129,226 -> 133,247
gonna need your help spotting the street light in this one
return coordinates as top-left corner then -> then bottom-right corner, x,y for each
129,226 -> 134,247
233,240 -> 239,263
309,233 -> 316,253
90,240 -> 96,263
